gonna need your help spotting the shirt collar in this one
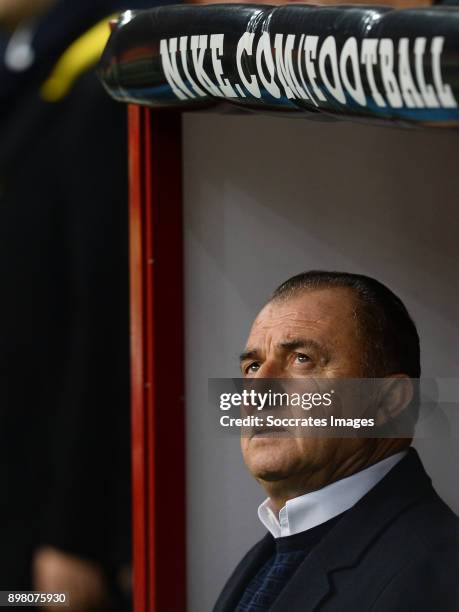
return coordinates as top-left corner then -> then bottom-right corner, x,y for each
258,450 -> 407,538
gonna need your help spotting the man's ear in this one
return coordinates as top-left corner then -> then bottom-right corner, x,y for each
373,374 -> 414,427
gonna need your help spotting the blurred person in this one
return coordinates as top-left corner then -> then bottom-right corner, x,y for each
0,0 -> 174,609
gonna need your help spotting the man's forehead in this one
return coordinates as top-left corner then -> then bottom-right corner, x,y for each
250,304 -> 323,335
251,287 -> 357,332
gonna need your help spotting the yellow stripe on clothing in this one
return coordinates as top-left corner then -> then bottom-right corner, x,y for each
41,15 -> 116,102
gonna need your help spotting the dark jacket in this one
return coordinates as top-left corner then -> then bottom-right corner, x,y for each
214,449 -> 459,612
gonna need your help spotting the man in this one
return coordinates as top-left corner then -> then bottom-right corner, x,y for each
214,271 -> 458,612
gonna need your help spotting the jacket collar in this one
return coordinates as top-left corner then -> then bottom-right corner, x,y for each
270,448 -> 434,611
258,451 -> 406,538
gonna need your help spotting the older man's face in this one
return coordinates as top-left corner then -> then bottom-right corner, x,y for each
240,287 -> 369,486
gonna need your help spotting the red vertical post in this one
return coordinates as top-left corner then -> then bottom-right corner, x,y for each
128,105 -> 186,612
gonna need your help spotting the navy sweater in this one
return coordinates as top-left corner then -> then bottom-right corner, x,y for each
235,514 -> 344,611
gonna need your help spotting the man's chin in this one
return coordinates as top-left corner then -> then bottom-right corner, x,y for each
243,436 -> 299,482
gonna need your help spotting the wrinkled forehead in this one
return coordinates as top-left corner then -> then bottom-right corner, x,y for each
247,287 -> 359,345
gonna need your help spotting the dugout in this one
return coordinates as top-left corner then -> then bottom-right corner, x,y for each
99,4 -> 459,611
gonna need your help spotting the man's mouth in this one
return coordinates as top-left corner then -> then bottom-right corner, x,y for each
251,426 -> 289,439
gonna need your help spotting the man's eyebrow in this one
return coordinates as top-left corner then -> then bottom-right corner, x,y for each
239,339 -> 327,362
278,338 -> 327,354
239,349 -> 260,363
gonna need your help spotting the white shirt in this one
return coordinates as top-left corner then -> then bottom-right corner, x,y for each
258,451 -> 407,538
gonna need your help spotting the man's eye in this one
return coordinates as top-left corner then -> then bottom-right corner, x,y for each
295,353 -> 311,363
246,362 -> 260,373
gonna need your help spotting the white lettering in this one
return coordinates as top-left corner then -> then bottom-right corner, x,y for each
160,37 -> 195,100
274,34 -> 307,99
236,32 -> 261,98
340,37 -> 366,106
431,37 -> 457,108
361,39 -> 386,107
398,38 -> 423,107
414,38 -> 439,108
379,39 -> 403,108
210,34 -> 237,97
304,36 -> 326,102
256,32 -> 281,98
318,36 -> 346,104
179,36 -> 206,96
190,35 -> 223,97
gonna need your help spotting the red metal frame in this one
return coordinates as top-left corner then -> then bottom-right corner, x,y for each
128,105 -> 186,612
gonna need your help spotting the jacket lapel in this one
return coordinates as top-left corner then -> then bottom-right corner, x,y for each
315,448 -> 433,572
270,550 -> 331,612
270,448 -> 435,611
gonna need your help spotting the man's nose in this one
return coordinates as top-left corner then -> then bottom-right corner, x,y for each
254,359 -> 283,378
